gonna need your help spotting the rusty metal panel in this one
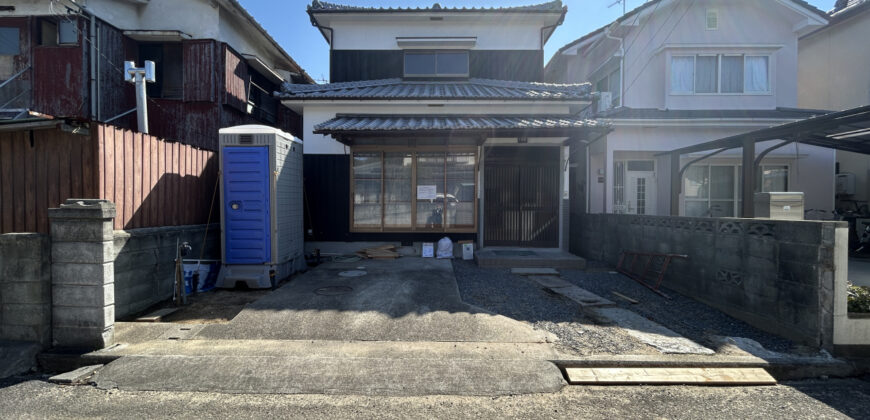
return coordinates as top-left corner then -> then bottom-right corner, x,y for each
183,40 -> 218,102
32,17 -> 85,118
223,44 -> 248,112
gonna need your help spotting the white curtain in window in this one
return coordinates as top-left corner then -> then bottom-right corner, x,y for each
695,56 -> 718,93
670,56 -> 694,93
721,55 -> 744,93
745,56 -> 769,92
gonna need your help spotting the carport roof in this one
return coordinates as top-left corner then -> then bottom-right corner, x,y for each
663,105 -> 870,155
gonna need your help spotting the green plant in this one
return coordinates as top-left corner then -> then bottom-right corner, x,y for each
848,285 -> 870,313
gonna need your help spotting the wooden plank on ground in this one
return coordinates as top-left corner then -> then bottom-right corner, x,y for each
134,307 -> 179,323
565,367 -> 776,386
511,268 -> 559,276
612,291 -> 639,304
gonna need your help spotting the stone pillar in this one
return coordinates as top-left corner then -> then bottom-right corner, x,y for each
48,199 -> 116,349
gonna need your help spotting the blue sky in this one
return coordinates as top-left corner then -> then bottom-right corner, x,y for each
238,0 -> 836,83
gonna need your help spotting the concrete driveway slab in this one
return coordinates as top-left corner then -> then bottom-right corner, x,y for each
195,258 -> 555,343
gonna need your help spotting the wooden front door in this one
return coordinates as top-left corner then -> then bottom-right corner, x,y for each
484,147 -> 560,247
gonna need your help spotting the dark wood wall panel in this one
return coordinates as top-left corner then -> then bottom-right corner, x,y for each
97,21 -> 135,123
223,45 -> 248,112
184,40 -> 219,102
330,50 -> 544,83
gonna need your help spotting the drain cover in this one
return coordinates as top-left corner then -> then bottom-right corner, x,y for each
338,270 -> 367,277
314,286 -> 354,296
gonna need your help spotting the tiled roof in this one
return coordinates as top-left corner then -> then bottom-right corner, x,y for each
598,107 -> 831,120
314,114 -> 605,133
308,0 -> 565,13
278,78 -> 592,101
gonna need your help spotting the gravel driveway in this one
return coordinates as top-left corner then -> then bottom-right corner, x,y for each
452,260 -> 656,356
560,263 -> 803,355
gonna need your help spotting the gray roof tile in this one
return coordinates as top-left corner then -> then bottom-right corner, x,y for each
278,78 -> 592,101
313,114 -> 605,133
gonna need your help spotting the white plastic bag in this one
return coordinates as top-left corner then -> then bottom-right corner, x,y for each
436,237 -> 453,259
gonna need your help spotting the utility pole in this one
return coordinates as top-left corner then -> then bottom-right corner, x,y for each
124,60 -> 156,134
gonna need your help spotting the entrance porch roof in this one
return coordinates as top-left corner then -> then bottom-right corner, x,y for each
313,114 -> 609,143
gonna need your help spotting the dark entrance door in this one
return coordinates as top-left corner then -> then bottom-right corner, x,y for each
484,146 -> 560,247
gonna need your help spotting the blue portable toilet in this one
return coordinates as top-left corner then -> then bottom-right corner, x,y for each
215,125 -> 304,289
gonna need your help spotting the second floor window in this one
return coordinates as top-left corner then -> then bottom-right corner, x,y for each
404,51 -> 469,78
670,54 -> 769,95
595,68 -> 620,107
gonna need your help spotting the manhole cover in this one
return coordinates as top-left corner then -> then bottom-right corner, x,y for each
314,286 -> 354,296
338,270 -> 367,277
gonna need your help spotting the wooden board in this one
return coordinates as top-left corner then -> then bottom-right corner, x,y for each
565,367 -> 776,386
552,286 -> 615,308
134,307 -> 179,323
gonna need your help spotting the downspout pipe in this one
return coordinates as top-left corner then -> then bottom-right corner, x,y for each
69,1 -> 99,120
603,24 -> 625,108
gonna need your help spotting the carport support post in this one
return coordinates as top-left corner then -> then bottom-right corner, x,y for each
670,152 -> 681,216
741,138 -> 756,218
48,199 -> 116,350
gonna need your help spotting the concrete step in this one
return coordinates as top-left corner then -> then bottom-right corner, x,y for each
476,249 -> 586,269
88,340 -> 566,396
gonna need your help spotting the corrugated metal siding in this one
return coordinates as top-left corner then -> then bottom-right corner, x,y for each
0,128 -> 98,234
33,17 -> 86,118
96,124 -> 218,230
183,40 -> 219,103
223,45 -> 248,112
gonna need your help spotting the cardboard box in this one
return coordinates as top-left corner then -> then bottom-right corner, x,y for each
422,242 -> 434,258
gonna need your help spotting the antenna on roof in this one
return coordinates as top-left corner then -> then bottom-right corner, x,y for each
608,0 -> 626,15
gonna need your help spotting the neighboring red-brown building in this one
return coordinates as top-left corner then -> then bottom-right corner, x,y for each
0,0 -> 313,150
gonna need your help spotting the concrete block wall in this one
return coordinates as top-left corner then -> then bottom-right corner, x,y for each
575,214 -> 844,350
0,234 -> 52,346
113,224 -> 220,318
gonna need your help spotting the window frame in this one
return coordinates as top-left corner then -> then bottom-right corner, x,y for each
595,66 -> 622,107
0,26 -> 20,55
403,50 -> 470,78
669,53 -> 772,96
349,146 -> 479,233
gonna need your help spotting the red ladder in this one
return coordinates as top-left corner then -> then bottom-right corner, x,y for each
616,251 -> 688,299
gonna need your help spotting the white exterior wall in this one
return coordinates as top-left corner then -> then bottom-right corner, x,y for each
799,10 -> 870,208
299,102 -> 574,155
317,14 -> 556,50
593,124 -> 835,215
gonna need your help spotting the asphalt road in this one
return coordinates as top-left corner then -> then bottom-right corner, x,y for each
1,376 -> 869,419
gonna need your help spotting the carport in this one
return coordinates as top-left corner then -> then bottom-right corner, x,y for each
662,105 -> 870,217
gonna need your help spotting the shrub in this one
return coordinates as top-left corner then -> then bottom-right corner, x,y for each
848,285 -> 870,313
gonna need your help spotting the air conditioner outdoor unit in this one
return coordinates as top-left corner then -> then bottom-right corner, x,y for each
836,173 -> 856,195
597,92 -> 613,113
216,125 -> 304,289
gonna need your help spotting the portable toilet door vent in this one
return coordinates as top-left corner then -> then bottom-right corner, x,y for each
216,125 -> 304,289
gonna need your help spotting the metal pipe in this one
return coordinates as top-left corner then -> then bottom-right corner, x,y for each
134,73 -> 148,133
89,10 -> 97,120
0,65 -> 31,91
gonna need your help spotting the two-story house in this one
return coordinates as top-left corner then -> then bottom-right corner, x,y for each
0,0 -> 313,150
280,0 -> 608,250
799,0 -> 870,214
546,0 -> 834,217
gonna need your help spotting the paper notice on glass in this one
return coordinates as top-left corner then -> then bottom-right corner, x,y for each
417,185 -> 437,200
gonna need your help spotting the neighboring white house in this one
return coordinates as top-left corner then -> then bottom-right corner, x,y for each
546,0 -> 834,217
280,1 -> 608,250
799,0 -> 870,214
